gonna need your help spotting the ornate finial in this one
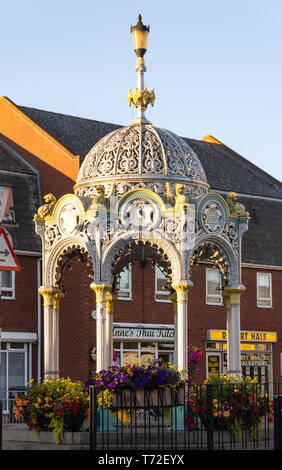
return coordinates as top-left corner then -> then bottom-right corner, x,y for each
129,15 -> 155,124
130,14 -> 150,39
126,87 -> 155,110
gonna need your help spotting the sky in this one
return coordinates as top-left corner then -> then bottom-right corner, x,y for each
1,0 -> 281,182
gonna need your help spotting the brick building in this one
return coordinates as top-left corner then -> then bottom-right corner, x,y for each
0,95 -> 282,405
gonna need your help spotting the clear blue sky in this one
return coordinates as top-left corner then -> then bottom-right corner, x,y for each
1,0 -> 281,183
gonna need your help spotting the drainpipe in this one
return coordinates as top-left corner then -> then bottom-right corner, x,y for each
37,258 -> 42,381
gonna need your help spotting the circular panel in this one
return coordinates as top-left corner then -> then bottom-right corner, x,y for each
58,202 -> 81,235
119,195 -> 161,232
201,200 -> 225,234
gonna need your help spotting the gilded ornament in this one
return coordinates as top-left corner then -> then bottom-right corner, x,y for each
90,283 -> 111,303
34,194 -> 57,221
226,192 -> 250,219
89,185 -> 114,213
174,184 -> 189,212
38,287 -> 64,308
224,286 -> 245,305
105,294 -> 117,313
171,282 -> 191,302
126,87 -> 156,109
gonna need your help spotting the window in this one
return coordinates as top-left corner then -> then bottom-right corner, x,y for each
206,268 -> 223,305
117,265 -> 132,300
0,342 -> 27,413
1,270 -> 15,299
155,266 -> 170,302
257,273 -> 272,308
0,187 -> 15,223
113,341 -> 174,366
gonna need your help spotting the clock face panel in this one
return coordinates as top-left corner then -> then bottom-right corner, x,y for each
58,202 -> 81,234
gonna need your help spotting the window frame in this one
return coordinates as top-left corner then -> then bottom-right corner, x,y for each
117,264 -> 132,301
206,268 -> 223,306
155,266 -> 170,303
113,341 -> 174,366
0,186 -> 15,223
0,342 -> 28,414
1,270 -> 15,300
257,272 -> 272,308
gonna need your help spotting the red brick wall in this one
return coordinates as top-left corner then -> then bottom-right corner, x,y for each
1,255 -> 38,332
57,261 -> 282,383
1,255 -> 39,378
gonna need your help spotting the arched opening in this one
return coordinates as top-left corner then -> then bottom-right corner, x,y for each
40,239 -> 95,381
109,240 -> 175,367
187,237 -> 243,379
91,234 -> 184,371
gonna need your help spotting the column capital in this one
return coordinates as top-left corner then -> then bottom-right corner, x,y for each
168,295 -> 177,311
224,285 -> 245,305
38,286 -> 64,308
222,292 -> 231,309
105,293 -> 117,313
90,283 -> 112,303
171,281 -> 193,302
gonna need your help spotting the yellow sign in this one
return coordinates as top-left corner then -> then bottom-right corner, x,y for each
208,330 -> 277,343
223,343 -> 255,351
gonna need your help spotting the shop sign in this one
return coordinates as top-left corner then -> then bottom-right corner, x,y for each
113,324 -> 174,340
208,355 -> 220,377
208,330 -> 277,343
241,360 -> 268,367
223,343 -> 255,351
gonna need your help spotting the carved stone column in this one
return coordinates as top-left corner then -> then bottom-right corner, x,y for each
90,283 -> 111,372
168,294 -> 177,365
224,285 -> 245,378
38,287 -> 64,379
105,293 -> 117,369
171,281 -> 193,372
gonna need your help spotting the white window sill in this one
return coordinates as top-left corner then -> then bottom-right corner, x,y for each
117,297 -> 133,301
206,301 -> 223,306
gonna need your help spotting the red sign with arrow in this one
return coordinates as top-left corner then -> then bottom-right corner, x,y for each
0,227 -> 20,271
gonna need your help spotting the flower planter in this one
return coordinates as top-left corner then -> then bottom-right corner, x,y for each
96,408 -> 117,431
111,387 -> 185,409
64,410 -> 86,432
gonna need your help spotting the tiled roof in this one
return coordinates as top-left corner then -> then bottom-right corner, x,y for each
18,105 -> 120,163
0,137 -> 41,253
0,138 -> 37,175
186,138 -> 282,200
18,105 -> 282,200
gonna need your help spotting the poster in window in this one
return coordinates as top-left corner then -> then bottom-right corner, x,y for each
208,355 -> 220,377
0,187 -> 14,222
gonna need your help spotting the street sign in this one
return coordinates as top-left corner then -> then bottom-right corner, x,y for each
0,228 -> 20,271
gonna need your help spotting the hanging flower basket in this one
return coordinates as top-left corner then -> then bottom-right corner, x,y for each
198,374 -> 274,441
85,359 -> 188,427
14,377 -> 89,444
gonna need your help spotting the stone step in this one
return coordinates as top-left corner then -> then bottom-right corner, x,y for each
2,424 -> 90,450
2,440 -> 89,451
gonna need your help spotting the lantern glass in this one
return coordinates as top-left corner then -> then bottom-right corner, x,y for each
131,29 -> 149,53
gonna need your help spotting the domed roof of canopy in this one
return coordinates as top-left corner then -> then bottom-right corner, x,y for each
75,123 -> 208,188
74,15 -> 209,202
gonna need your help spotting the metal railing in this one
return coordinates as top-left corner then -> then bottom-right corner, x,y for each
89,383 -> 278,451
1,383 -> 282,451
0,387 -> 26,424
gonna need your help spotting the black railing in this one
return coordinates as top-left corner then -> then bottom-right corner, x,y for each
0,387 -> 26,424
0,400 -> 2,451
90,383 -> 278,451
